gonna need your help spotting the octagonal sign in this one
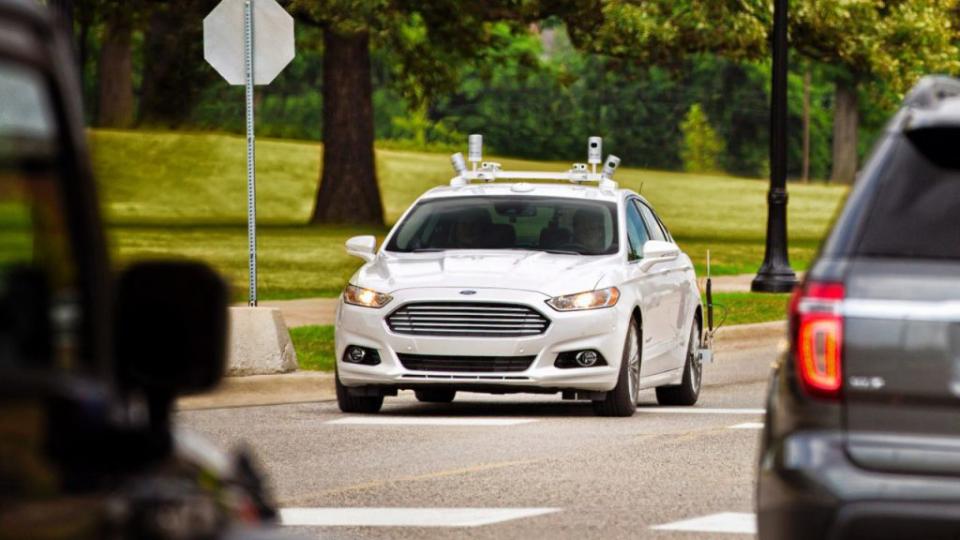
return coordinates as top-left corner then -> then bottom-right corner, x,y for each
204,0 -> 295,85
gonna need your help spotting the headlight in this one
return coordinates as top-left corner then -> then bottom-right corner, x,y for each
546,287 -> 620,311
343,284 -> 393,308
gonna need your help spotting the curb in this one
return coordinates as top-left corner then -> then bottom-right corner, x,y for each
179,320 -> 788,411
714,320 -> 786,351
177,371 -> 335,411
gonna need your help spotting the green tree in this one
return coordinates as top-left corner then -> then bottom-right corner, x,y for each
789,0 -> 960,183
289,1 -> 573,225
680,104 -> 724,173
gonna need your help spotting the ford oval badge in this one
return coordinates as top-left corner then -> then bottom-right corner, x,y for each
459,290 -> 477,295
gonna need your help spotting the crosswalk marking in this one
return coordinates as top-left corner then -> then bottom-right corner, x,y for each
729,422 -> 764,429
652,512 -> 756,534
279,507 -> 560,527
634,407 -> 765,415
327,417 -> 538,426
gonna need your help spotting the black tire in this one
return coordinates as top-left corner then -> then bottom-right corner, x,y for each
414,388 -> 457,403
335,370 -> 384,413
656,319 -> 702,406
593,317 -> 641,417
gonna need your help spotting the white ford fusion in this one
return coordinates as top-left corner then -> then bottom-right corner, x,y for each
335,136 -> 709,417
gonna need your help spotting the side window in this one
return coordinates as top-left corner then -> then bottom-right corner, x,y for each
636,201 -> 667,242
625,200 -> 649,261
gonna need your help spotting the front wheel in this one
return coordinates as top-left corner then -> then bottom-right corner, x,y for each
655,319 -> 702,406
593,317 -> 641,417
335,370 -> 384,413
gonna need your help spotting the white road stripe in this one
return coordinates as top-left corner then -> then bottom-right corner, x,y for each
634,407 -> 765,415
652,512 -> 756,534
729,422 -> 764,429
326,417 -> 538,426
279,507 -> 560,527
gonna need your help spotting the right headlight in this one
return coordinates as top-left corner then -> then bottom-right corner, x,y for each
546,287 -> 620,311
343,284 -> 393,308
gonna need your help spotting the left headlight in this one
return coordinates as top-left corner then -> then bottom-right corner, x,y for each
343,284 -> 393,308
546,287 -> 620,311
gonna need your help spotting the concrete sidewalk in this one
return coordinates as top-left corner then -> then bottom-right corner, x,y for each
250,274 -> 800,329
177,320 -> 785,411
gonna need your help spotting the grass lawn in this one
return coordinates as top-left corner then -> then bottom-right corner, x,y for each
91,129 -> 847,300
708,292 -> 791,328
288,325 -> 335,371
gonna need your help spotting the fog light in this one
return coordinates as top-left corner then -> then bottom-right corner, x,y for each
344,345 -> 381,366
555,349 -> 606,369
576,350 -> 599,367
348,347 -> 366,363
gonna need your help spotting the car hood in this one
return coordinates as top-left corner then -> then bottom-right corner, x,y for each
353,251 -> 618,297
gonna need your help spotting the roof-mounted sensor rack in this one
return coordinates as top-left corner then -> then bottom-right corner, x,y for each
449,134 -> 620,190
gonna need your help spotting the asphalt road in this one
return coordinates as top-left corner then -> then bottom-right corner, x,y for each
178,333 -> 780,539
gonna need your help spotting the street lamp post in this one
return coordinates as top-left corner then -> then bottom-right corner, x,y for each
752,0 -> 798,293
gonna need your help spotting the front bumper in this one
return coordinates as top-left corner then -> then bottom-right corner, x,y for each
757,430 -> 960,540
335,288 -> 627,393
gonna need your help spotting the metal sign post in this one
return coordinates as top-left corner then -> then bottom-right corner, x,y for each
204,0 -> 294,306
243,0 -> 257,306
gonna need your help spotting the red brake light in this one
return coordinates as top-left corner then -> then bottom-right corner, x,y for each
790,281 -> 844,399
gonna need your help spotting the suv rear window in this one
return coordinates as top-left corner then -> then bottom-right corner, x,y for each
855,129 -> 960,259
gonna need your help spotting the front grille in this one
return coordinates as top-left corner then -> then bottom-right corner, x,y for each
397,353 -> 536,372
386,302 -> 550,337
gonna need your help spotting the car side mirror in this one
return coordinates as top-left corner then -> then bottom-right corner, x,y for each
639,240 -> 680,269
345,235 -> 377,262
114,261 -> 228,400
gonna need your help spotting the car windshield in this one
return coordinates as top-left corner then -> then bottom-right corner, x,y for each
385,196 -> 619,255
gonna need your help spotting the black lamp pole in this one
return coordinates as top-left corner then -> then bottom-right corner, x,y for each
752,0 -> 798,293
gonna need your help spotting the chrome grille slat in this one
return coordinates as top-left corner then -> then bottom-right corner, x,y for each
386,302 -> 550,337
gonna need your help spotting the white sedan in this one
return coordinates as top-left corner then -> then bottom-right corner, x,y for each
334,145 -> 706,417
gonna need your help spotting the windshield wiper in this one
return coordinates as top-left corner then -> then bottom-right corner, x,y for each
543,249 -> 581,255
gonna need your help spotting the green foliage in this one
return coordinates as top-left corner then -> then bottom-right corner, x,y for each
680,104 -> 724,173
791,0 -> 960,97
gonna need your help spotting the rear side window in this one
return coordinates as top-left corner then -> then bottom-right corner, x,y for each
635,201 -> 667,242
856,129 -> 960,259
625,200 -> 649,260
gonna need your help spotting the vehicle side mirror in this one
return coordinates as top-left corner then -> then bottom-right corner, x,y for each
345,235 -> 377,262
114,261 -> 228,399
640,240 -> 680,269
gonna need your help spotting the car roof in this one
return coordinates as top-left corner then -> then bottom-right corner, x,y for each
419,182 -> 637,204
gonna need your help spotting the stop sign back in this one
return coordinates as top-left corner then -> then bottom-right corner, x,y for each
203,0 -> 294,85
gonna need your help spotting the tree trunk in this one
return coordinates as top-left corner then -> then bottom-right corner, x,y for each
97,9 -> 134,128
830,80 -> 858,184
311,30 -> 384,225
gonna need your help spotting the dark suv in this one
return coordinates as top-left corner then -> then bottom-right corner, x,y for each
0,1 -> 283,538
757,75 -> 960,539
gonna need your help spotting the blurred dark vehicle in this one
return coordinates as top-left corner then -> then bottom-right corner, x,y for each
757,75 -> 960,539
0,1 -> 284,538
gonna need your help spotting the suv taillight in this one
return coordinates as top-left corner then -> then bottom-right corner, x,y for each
789,281 -> 844,399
